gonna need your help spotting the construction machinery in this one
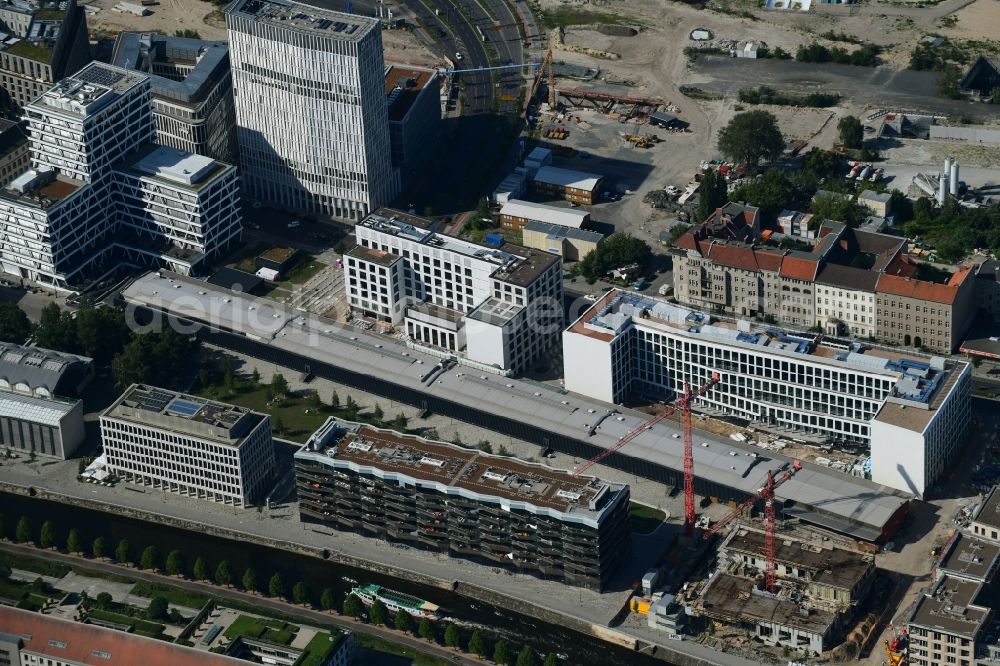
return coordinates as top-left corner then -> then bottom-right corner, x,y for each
704,459 -> 803,593
572,373 -> 720,536
545,127 -> 568,140
527,47 -> 556,110
884,639 -> 906,666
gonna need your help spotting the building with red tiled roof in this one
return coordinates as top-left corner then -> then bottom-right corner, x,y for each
671,203 -> 970,351
874,265 -> 976,353
0,607 -> 244,666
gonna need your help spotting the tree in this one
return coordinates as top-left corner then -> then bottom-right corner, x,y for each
96,592 -> 113,610
268,572 -> 285,599
39,521 -> 57,549
717,110 -> 785,173
392,412 -> 408,430
369,598 -> 388,625
469,630 -> 487,658
28,442 -> 36,463
146,596 -> 169,620
34,303 -> 76,351
292,581 -> 310,605
837,115 -> 864,149
15,516 -> 32,543
165,550 -> 186,576
493,640 -> 511,666
272,416 -> 285,434
418,617 -> 435,640
330,391 -> 340,409
394,609 -> 413,633
67,528 -> 83,554
478,440 -> 493,454
345,395 -> 358,412
251,368 -> 261,385
373,403 -> 384,421
215,560 -> 234,586
74,306 -> 132,367
221,357 -> 236,391
92,537 -> 109,559
444,623 -> 461,649
576,233 -> 652,282
193,557 -> 210,581
517,646 -> 538,666
320,587 -> 337,611
140,545 -> 161,571
697,168 -> 728,222
0,303 -> 31,343
111,336 -> 152,389
242,568 -> 259,593
729,168 -> 798,220
543,654 -> 559,666
272,373 -> 289,397
343,593 -> 364,618
811,192 -> 867,227
175,29 -> 201,38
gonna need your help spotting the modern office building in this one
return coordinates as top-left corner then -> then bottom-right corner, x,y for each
0,118 -> 28,187
226,0 -> 398,220
0,0 -> 90,112
100,384 -> 275,506
671,205 -> 976,353
971,486 -> 1000,542
563,289 -> 971,497
112,32 -> 238,162
907,576 -> 994,666
0,341 -> 92,458
385,63 -> 439,188
521,220 -> 603,261
0,62 -> 242,290
295,417 -> 631,589
532,166 -> 602,205
498,199 -> 590,230
345,208 -> 562,374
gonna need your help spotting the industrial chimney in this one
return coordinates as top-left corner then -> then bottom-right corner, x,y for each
949,160 -> 959,196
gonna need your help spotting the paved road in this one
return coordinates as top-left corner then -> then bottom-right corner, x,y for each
0,541 -> 480,666
687,56 -> 997,120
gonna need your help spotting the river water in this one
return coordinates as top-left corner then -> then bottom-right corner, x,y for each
1,492 -> 668,666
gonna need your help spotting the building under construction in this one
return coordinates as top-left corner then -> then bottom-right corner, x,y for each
690,526 -> 876,655
294,418 -> 631,589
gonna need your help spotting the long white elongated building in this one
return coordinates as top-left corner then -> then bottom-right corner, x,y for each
562,289 -> 971,498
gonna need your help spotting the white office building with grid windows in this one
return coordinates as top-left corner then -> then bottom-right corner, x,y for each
226,0 -> 398,220
344,209 -> 563,374
563,290 -> 971,498
100,384 -> 275,505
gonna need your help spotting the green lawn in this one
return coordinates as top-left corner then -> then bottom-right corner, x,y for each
224,614 -> 268,640
130,581 -> 209,610
0,552 -> 70,578
285,255 -> 326,284
541,7 -> 625,28
355,633 -> 452,666
87,608 -> 166,637
0,579 -> 48,611
224,615 -> 297,642
197,385 -> 339,442
629,502 -> 667,534
300,631 -> 341,666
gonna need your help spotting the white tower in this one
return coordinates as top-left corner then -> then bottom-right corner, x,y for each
949,160 -> 959,196
226,0 -> 399,221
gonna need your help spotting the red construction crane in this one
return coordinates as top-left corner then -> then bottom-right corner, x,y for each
704,460 -> 802,593
572,373 -> 720,536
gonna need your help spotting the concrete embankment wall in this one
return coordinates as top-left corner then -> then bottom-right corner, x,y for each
1,482 -> 730,665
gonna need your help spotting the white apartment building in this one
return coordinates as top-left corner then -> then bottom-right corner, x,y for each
0,62 -> 242,290
345,209 -> 562,374
563,290 -> 971,497
100,384 -> 274,506
814,263 -> 878,339
226,0 -> 398,220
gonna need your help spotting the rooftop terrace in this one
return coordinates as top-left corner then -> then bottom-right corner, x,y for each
33,63 -> 148,118
228,0 -> 376,40
104,384 -> 265,446
297,418 -> 627,524
908,576 -> 991,639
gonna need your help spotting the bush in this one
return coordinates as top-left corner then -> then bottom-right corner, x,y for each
147,596 -> 169,621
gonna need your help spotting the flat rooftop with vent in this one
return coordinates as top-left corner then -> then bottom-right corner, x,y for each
296,417 -> 626,523
36,62 -> 147,118
103,384 -> 265,446
227,0 -> 376,40
937,532 -> 1000,583
971,486 -> 1000,541
907,575 -> 993,641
